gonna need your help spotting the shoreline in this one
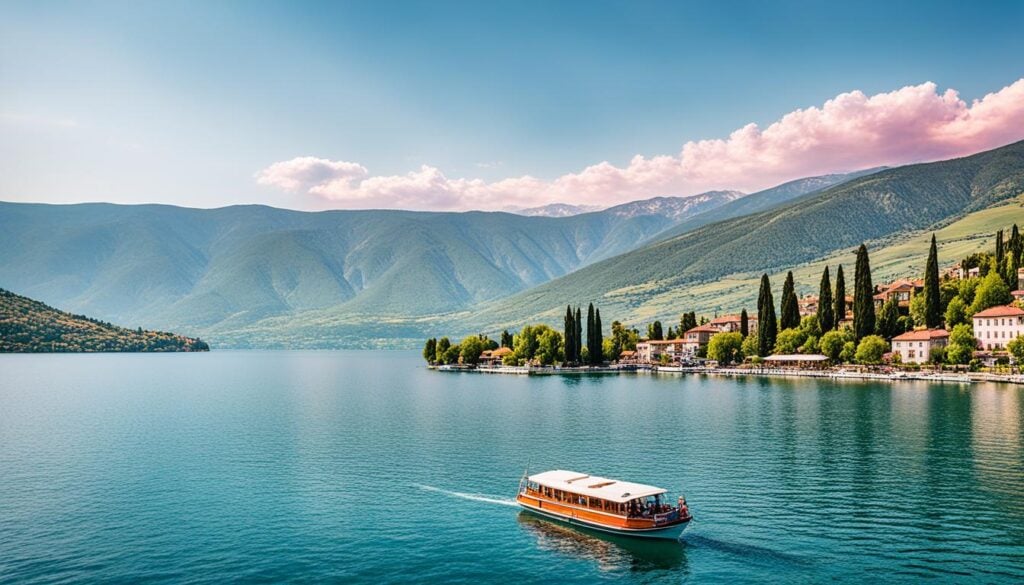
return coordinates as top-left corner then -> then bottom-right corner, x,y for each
428,364 -> 1024,385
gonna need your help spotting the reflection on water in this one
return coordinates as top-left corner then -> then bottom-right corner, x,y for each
516,511 -> 688,575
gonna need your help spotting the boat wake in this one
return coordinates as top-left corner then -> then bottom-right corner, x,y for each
414,484 -> 519,507
682,533 -> 811,566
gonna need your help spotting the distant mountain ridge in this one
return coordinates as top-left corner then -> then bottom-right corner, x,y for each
650,167 -> 885,242
513,203 -> 603,217
0,189 -> 749,340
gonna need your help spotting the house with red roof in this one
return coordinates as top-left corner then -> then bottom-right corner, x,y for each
891,329 -> 949,364
972,305 -> 1024,351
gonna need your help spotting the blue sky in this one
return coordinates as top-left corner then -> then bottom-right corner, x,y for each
2,1 -> 1023,210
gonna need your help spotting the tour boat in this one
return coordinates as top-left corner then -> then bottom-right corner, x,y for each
516,469 -> 692,540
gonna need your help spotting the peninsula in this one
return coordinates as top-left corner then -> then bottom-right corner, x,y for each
0,288 -> 210,353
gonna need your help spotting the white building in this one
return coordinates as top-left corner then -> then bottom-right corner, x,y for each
891,329 -> 949,364
636,339 -> 689,363
972,305 -> 1024,351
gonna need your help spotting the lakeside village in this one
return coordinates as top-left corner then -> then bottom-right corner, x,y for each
424,224 -> 1024,385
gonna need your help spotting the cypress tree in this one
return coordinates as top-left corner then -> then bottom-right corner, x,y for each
564,305 -> 575,364
586,303 -> 595,364
780,271 -> 799,330
740,309 -> 749,338
574,307 -> 583,362
817,266 -> 834,332
924,234 -> 941,328
853,244 -> 875,341
757,274 -> 777,356
1011,224 -> 1022,264
995,229 -> 1005,267
500,330 -> 513,349
593,308 -> 603,365
834,264 -> 846,328
648,320 -> 664,340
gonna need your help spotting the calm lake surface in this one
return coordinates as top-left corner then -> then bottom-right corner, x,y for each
2,351 -> 1023,584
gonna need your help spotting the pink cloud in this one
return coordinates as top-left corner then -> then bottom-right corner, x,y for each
256,78 -> 1024,211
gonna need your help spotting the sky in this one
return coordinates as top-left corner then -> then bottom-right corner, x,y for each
2,0 -> 1023,212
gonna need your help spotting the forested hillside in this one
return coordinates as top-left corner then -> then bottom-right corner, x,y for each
0,192 -> 742,334
650,167 -> 884,241
0,288 -> 209,352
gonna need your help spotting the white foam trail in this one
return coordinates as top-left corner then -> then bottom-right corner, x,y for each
415,483 -> 519,507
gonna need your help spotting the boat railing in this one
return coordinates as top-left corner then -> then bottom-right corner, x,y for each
653,509 -> 680,525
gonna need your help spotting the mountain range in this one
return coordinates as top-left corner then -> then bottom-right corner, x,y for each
0,187 -> 776,342
9,138 -> 1019,351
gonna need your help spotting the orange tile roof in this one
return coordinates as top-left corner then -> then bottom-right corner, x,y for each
892,329 -> 949,341
710,314 -> 744,324
686,325 -> 720,334
973,305 -> 1024,318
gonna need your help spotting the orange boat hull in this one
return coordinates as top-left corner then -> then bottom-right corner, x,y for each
516,493 -> 690,540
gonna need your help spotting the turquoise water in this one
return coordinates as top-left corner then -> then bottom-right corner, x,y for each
1,351 -> 1023,583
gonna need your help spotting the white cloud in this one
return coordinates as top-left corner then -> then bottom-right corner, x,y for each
256,78 -> 1024,211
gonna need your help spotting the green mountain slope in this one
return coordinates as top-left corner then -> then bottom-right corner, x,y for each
650,167 -> 885,242
457,139 -> 1024,334
0,190 -> 742,338
0,288 -> 209,352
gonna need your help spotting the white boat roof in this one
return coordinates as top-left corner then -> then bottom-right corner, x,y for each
527,469 -> 667,503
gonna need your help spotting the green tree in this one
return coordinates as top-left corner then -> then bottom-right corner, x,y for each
535,328 -> 564,366
422,338 -> 436,363
757,274 -> 777,357
855,335 -> 888,365
602,338 -> 619,362
840,341 -> 857,363
877,297 -> 902,339
443,343 -> 461,365
740,309 -> 749,337
780,271 -> 800,330
817,266 -> 834,332
820,330 -> 849,361
929,345 -> 947,366
908,294 -> 927,328
995,228 -> 1005,276
1007,335 -> 1024,366
944,296 -> 969,328
500,330 -> 514,349
512,326 -> 541,362
586,304 -> 595,363
564,305 -> 576,365
833,264 -> 847,327
679,312 -> 697,334
946,323 -> 977,365
459,335 -> 486,365
958,277 -> 980,306
708,332 -> 744,365
610,320 -> 638,357
647,320 -> 664,340
435,337 -> 451,364
924,234 -> 941,327
853,244 -> 875,340
799,315 -> 822,338
591,308 -> 604,365
574,307 -> 583,362
971,268 -> 1012,313
774,328 -> 807,354
741,334 -> 759,359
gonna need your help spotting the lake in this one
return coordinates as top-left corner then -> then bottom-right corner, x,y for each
1,351 -> 1023,583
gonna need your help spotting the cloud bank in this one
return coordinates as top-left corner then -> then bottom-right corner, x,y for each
256,78 -> 1024,211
